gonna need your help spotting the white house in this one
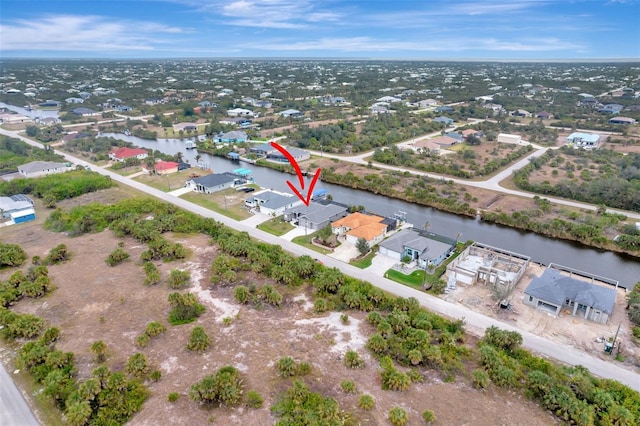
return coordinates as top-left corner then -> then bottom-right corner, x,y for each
497,133 -> 522,144
17,161 -> 72,178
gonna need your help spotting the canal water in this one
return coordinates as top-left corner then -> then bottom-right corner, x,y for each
107,133 -> 640,289
0,102 -> 60,120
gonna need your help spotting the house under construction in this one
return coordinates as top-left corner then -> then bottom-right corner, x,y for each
446,242 -> 530,294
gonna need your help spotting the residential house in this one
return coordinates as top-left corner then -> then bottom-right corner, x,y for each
219,116 -> 252,126
173,122 -> 198,132
598,104 -> 624,114
283,200 -> 349,231
249,144 -> 310,162
216,131 -> 248,143
71,107 -> 98,117
0,194 -> 35,224
435,105 -> 454,113
497,133 -> 522,144
415,99 -> 438,108
567,132 -> 600,149
535,111 -> 554,120
523,268 -> 616,324
609,116 -> 636,125
245,190 -> 303,216
65,97 -> 85,104
511,109 -> 531,117
278,109 -> 304,119
377,96 -> 402,103
461,129 -> 483,139
428,135 -> 459,147
0,113 -> 32,125
433,116 -> 454,126
444,132 -> 464,143
323,96 -> 347,105
153,161 -> 179,175
379,228 -> 457,268
370,105 -> 390,115
186,173 -> 236,194
413,140 -> 441,154
227,108 -> 254,118
109,147 -> 148,162
17,161 -> 71,178
331,212 -> 389,246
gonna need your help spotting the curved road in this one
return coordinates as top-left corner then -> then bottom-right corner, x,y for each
0,129 -> 638,422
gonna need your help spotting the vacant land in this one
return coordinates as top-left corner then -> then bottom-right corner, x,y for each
0,219 -> 558,425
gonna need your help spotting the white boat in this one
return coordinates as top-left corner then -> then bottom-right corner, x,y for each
185,140 -> 196,150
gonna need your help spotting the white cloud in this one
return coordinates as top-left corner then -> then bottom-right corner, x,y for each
244,36 -> 583,53
0,14 -> 187,52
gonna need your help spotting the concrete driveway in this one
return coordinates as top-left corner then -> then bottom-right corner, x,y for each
365,253 -> 399,275
328,242 -> 360,262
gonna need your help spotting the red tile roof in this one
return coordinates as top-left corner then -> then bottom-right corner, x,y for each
155,161 -> 179,171
110,147 -> 148,159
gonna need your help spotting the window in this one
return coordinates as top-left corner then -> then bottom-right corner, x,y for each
528,295 -> 533,302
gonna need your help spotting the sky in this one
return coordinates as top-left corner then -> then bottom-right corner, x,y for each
1,0 -> 639,60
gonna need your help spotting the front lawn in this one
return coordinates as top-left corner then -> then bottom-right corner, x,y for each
257,217 -> 295,236
292,234 -> 333,255
180,191 -> 251,221
350,250 -> 376,269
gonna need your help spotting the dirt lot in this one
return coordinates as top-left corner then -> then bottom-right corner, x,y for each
442,263 -> 640,372
0,221 -> 559,425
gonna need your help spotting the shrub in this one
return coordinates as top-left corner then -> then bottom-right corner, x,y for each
245,390 -> 263,408
145,321 -> 166,337
343,350 -> 365,369
234,285 -> 250,304
358,394 -> 375,410
189,366 -> 243,406
125,353 -> 150,379
168,269 -> 190,289
150,370 -> 162,382
168,292 -> 205,325
44,244 -> 70,265
388,406 -> 409,426
296,362 -> 312,376
186,326 -> 210,352
168,392 -> 180,402
422,409 -> 436,423
472,369 -> 490,389
143,262 -> 161,286
313,298 -> 329,313
106,247 -> 129,266
340,313 -> 350,324
277,356 -> 297,377
340,379 -> 356,393
0,243 -> 27,267
135,333 -> 150,348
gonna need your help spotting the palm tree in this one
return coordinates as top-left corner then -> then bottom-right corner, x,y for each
195,154 -> 201,166
388,406 -> 408,426
174,151 -> 184,163
186,326 -> 210,352
90,340 -> 107,363
65,400 -> 92,426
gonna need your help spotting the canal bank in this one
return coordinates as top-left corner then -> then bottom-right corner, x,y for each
99,132 -> 640,289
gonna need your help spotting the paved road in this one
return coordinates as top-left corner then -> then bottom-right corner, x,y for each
1,128 -> 639,398
0,363 -> 40,426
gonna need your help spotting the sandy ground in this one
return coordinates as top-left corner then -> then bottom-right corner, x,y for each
442,263 -> 639,371
0,220 -> 559,425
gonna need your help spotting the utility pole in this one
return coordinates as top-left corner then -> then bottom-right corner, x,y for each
610,322 -> 621,357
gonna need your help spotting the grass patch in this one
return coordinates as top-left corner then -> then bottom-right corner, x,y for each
180,191 -> 250,221
257,217 -> 295,236
134,170 -> 193,192
350,250 -> 376,269
385,269 -> 426,289
292,234 -> 333,255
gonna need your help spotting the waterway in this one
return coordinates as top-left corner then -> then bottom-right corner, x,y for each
104,133 -> 640,289
0,102 -> 60,120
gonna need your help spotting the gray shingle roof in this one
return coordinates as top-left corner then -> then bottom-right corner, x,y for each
18,161 -> 68,174
524,269 -> 616,314
192,173 -> 235,188
380,228 -> 455,262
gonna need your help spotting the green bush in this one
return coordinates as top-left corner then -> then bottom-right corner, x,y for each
340,379 -> 356,393
276,356 -> 297,377
44,244 -> 70,265
167,392 -> 180,402
422,409 -> 436,423
471,369 -> 490,389
388,406 -> 409,426
245,390 -> 263,408
186,326 -> 210,352
189,366 -> 243,406
296,362 -> 312,376
106,247 -> 129,266
344,350 -> 365,369
143,262 -> 161,286
168,292 -> 205,325
0,243 -> 27,268
135,333 -> 150,348
168,269 -> 191,289
125,353 -> 150,379
358,394 -> 375,410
